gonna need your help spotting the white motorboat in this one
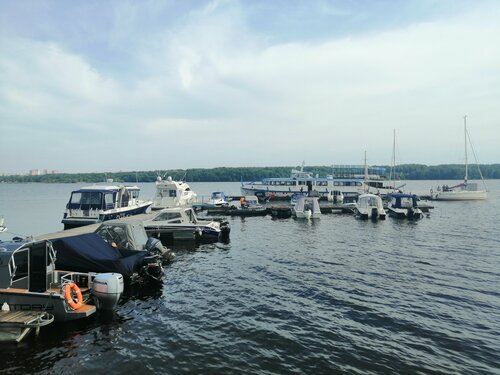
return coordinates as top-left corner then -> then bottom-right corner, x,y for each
292,196 -> 321,219
0,239 -> 124,322
387,194 -> 424,219
207,192 -> 229,207
354,194 -> 386,220
143,207 -> 230,243
431,116 -> 488,201
151,176 -> 197,210
62,185 -> 152,229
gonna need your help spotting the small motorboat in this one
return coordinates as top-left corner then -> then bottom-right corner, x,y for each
52,233 -> 165,284
292,196 -> 321,219
0,239 -> 124,322
387,193 -> 424,219
354,194 -> 386,220
207,192 -> 229,207
62,185 -> 152,229
143,207 -> 230,243
95,219 -> 174,261
228,196 -> 267,217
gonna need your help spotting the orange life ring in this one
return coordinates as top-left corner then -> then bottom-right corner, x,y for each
64,282 -> 83,310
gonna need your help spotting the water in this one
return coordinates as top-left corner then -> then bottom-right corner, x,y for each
1,181 -> 499,374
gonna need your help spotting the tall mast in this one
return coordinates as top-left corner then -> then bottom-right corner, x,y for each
464,115 -> 468,184
391,129 -> 396,189
364,151 -> 368,192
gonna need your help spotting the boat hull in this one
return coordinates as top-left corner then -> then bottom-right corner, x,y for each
0,291 -> 96,322
433,190 -> 487,201
62,203 -> 152,229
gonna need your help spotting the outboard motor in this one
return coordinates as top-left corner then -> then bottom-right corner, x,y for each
371,207 -> 378,220
139,255 -> 164,282
145,237 -> 172,259
91,273 -> 124,311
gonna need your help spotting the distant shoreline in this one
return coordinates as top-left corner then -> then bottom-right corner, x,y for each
1,164 -> 499,183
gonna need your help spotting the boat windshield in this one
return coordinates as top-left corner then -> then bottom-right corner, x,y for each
68,191 -> 105,209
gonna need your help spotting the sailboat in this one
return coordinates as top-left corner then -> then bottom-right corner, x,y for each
432,116 -> 488,200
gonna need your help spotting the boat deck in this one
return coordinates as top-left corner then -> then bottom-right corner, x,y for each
0,310 -> 44,324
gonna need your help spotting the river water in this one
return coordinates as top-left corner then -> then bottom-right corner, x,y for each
0,181 -> 498,374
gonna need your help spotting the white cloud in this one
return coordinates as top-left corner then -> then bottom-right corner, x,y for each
1,1 -> 500,173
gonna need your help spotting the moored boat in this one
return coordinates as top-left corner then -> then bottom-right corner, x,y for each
387,193 -> 424,219
0,239 -> 123,322
241,163 -> 396,202
151,176 -> 197,210
143,207 -> 230,243
354,194 -> 386,220
431,116 -> 488,201
292,196 -> 321,219
62,185 -> 152,229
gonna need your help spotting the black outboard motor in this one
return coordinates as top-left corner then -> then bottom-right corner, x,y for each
139,254 -> 164,283
371,207 -> 378,220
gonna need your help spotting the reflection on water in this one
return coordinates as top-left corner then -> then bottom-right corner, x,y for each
0,181 -> 499,374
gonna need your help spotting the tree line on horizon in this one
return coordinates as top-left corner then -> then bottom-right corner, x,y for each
1,164 -> 499,183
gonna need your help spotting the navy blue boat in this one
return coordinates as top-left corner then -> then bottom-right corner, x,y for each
61,185 -> 152,229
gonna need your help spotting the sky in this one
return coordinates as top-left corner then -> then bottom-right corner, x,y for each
1,0 -> 499,174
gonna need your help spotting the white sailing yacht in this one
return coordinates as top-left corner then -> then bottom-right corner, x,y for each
432,116 -> 488,201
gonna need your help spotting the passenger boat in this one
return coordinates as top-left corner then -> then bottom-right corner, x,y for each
292,196 -> 321,219
354,194 -> 386,220
431,116 -> 488,201
241,163 -> 396,201
62,185 -> 152,229
143,207 -> 230,243
151,176 -> 197,210
0,239 -> 124,322
387,194 -> 424,219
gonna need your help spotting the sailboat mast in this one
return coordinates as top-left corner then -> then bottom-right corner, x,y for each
464,115 -> 468,184
391,129 -> 396,189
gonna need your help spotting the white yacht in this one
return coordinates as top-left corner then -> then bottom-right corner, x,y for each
432,116 -> 488,201
292,196 -> 321,219
354,194 -> 386,220
62,185 -> 152,229
151,176 -> 197,210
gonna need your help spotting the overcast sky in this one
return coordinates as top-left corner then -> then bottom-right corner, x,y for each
1,0 -> 499,174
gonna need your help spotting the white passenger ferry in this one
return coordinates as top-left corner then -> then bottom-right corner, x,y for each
240,164 -> 397,201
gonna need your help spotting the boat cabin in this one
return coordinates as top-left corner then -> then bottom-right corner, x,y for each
389,193 -> 419,209
66,185 -> 141,212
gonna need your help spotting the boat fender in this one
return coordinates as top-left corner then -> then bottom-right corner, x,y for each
64,282 -> 83,310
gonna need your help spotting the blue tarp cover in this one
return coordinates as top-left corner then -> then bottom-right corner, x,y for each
52,233 -> 146,277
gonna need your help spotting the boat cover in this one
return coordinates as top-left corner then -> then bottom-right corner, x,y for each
51,233 -> 147,277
